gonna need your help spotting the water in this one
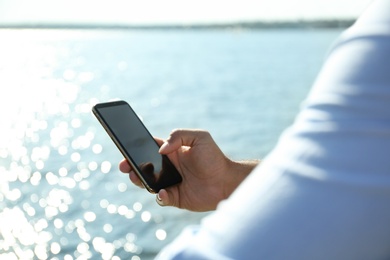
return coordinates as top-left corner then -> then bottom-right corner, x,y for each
0,28 -> 342,259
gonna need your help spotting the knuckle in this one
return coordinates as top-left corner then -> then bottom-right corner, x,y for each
197,129 -> 211,139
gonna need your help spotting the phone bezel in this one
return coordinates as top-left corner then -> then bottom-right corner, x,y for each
92,100 -> 181,193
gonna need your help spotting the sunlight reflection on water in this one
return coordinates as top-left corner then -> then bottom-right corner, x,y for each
0,30 -> 195,259
0,78 -> 159,258
0,28 -> 341,259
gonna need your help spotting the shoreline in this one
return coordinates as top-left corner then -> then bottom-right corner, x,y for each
0,19 -> 355,30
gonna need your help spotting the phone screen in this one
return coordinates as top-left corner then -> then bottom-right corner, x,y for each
93,100 -> 182,193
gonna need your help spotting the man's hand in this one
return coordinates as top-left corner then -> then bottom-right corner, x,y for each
119,129 -> 259,212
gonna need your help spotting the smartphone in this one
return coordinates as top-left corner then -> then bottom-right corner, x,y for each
92,100 -> 182,193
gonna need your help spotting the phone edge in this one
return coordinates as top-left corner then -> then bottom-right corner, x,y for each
92,102 -> 158,194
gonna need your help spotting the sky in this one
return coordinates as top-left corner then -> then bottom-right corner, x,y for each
0,0 -> 373,26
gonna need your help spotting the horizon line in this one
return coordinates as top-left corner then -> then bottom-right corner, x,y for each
0,19 -> 356,30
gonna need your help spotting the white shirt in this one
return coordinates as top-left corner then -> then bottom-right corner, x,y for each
157,0 -> 390,259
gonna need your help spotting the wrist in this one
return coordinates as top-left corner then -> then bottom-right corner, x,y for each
223,159 -> 260,199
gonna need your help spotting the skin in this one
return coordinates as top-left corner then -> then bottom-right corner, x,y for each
119,129 -> 259,212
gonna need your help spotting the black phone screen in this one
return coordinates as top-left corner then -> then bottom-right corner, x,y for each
93,100 -> 182,193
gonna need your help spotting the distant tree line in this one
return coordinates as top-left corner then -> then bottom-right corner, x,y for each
0,19 -> 355,30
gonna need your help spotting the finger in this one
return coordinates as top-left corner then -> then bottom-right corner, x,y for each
129,171 -> 145,189
121,159 -> 144,189
159,129 -> 209,154
154,137 -> 164,147
156,188 -> 181,209
156,189 -> 168,207
119,159 -> 132,173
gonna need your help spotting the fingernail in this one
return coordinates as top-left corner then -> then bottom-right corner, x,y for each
156,193 -> 164,206
159,142 -> 168,153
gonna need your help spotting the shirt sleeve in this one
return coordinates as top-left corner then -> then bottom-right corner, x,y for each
156,1 -> 390,259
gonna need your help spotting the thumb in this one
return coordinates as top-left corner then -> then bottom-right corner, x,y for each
159,129 -> 207,154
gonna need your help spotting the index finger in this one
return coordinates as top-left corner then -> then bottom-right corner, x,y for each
119,158 -> 132,173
